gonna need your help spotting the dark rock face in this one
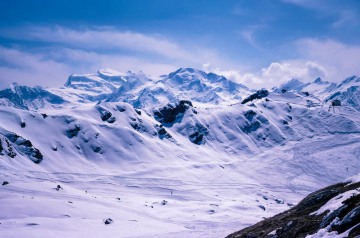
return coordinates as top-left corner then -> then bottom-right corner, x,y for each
134,108 -> 142,115
20,122 -> 26,128
244,110 -> 257,121
241,89 -> 269,104
104,218 -> 113,225
116,105 -> 126,112
154,100 -> 193,126
240,121 -> 261,134
130,121 -> 151,134
0,139 -> 3,155
330,194 -> 360,235
239,110 -> 267,134
348,224 -> 360,237
97,106 -> 116,123
1,132 -> 43,163
2,181 -> 9,186
226,182 -> 360,238
5,138 -> 17,158
189,123 -> 209,145
155,125 -> 172,139
66,125 -> 81,139
92,145 -> 102,153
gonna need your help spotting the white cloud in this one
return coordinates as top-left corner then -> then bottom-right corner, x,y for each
0,46 -> 179,89
204,60 -> 327,89
0,25 -> 239,87
0,46 -> 73,88
295,38 -> 360,80
261,61 -> 327,84
1,26 -> 358,91
0,25 -> 238,89
1,26 -> 195,61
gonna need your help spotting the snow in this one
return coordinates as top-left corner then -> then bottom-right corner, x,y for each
1,68 -> 360,237
313,190 -> 360,216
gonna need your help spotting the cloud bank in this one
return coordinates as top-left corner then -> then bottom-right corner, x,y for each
0,25 -> 359,90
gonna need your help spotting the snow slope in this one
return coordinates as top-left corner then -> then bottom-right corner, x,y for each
0,69 -> 360,238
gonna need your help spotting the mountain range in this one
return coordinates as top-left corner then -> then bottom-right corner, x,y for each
0,68 -> 359,238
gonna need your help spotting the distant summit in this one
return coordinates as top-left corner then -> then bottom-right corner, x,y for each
1,68 -> 360,111
0,83 -> 66,110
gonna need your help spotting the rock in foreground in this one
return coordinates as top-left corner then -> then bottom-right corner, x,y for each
226,181 -> 360,238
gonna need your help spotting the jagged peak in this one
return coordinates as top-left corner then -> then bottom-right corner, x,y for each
168,67 -> 207,78
97,68 -> 124,77
340,75 -> 359,85
313,77 -> 322,83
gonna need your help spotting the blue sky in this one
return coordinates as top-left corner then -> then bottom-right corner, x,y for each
1,0 -> 360,89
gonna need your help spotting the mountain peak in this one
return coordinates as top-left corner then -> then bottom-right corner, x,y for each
277,78 -> 305,92
313,77 -> 322,84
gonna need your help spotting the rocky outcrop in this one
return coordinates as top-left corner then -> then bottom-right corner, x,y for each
241,89 -> 269,104
96,105 -> 116,123
226,181 -> 360,238
155,124 -> 172,140
189,123 -> 209,145
154,100 -> 193,125
66,125 -> 81,139
0,132 -> 43,164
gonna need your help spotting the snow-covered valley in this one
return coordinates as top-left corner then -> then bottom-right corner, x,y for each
0,68 -> 359,238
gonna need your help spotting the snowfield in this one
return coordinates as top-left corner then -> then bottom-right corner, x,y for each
0,68 -> 359,238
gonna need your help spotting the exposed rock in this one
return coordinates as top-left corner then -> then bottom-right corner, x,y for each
240,121 -> 261,134
154,100 -> 193,125
337,206 -> 360,232
244,110 -> 257,121
5,138 -> 17,158
189,123 -> 209,145
135,108 -> 142,115
208,209 -> 216,214
104,218 -> 113,225
66,125 -> 81,138
348,223 -> 360,237
92,145 -> 103,154
116,105 -> 126,112
241,89 -> 269,104
55,185 -> 63,191
130,121 -> 151,135
155,124 -> 172,139
0,139 -> 3,155
3,132 -> 43,163
226,182 -> 360,238
2,181 -> 9,186
20,122 -> 26,128
97,105 -> 116,123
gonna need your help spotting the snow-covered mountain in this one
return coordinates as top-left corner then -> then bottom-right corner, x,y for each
274,76 -> 360,111
160,67 -> 250,104
53,67 -> 252,108
0,83 -> 66,110
0,68 -> 360,238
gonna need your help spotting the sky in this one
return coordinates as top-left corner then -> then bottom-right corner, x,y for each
0,0 -> 360,89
